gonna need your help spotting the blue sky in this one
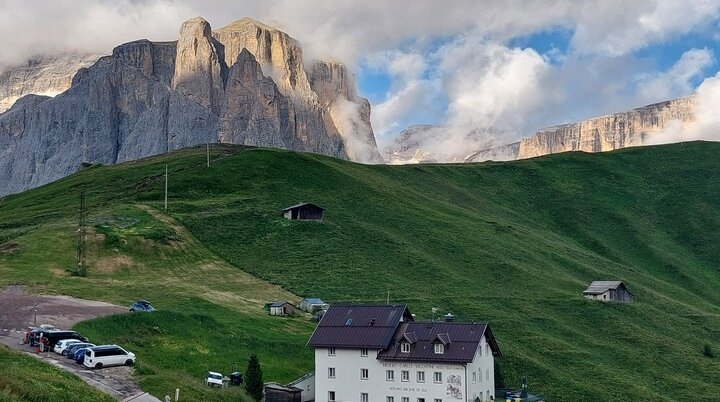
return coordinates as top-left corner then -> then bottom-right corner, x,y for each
4,0 -> 720,158
358,25 -> 720,145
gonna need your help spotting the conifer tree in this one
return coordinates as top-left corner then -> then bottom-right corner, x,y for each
245,354 -> 263,401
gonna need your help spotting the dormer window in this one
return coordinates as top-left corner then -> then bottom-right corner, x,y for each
401,342 -> 411,353
434,343 -> 444,354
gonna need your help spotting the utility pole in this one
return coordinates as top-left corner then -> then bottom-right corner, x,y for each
76,190 -> 87,276
206,143 -> 210,168
164,164 -> 168,211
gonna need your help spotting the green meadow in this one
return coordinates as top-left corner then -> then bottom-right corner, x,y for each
1,142 -> 718,401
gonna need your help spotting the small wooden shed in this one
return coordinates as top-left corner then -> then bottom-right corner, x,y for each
298,297 -> 328,313
264,382 -> 302,402
281,203 -> 325,221
269,301 -> 296,316
583,281 -> 635,302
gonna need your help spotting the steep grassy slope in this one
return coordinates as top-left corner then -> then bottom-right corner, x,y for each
0,346 -> 116,402
0,142 -> 719,401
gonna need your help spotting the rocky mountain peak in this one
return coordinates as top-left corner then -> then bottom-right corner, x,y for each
0,16 -> 384,196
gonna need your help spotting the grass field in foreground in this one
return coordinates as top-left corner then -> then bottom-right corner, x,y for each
1,142 -> 719,401
0,345 -> 116,402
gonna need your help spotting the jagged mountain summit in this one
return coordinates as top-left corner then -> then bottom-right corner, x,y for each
387,96 -> 697,163
0,53 -> 102,113
0,17 -> 382,197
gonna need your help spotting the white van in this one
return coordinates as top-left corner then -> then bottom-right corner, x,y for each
83,345 -> 135,369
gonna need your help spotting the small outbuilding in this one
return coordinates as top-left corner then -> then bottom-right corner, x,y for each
264,383 -> 302,402
281,203 -> 325,221
287,372 -> 315,402
583,281 -> 635,302
298,297 -> 328,313
269,301 -> 296,316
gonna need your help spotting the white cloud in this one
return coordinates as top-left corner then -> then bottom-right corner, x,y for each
571,0 -> 720,56
1,0 -> 719,161
645,72 -> 720,145
638,48 -> 714,102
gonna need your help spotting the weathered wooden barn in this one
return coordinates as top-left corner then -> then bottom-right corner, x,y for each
583,281 -> 635,302
281,203 -> 325,221
264,383 -> 302,402
298,297 -> 328,313
269,301 -> 296,316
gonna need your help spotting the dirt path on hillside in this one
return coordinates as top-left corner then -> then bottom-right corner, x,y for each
0,286 -> 160,402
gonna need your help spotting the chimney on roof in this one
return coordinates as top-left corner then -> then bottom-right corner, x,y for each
444,313 -> 455,322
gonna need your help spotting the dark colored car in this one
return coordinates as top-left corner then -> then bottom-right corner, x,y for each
129,300 -> 155,312
39,331 -> 88,349
64,342 -> 95,357
74,347 -> 92,364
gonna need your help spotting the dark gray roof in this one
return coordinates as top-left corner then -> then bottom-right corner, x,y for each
377,321 -> 502,363
264,382 -> 302,392
270,301 -> 294,307
281,203 -> 324,212
307,304 -> 413,349
583,281 -> 628,295
302,298 -> 326,304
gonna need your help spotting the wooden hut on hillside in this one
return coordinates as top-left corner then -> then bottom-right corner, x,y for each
281,203 -> 325,221
583,281 -> 634,302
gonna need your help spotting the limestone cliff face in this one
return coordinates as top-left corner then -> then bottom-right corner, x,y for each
517,97 -> 696,159
0,54 -> 101,113
0,16 -> 381,196
213,18 -> 382,162
309,60 -> 383,162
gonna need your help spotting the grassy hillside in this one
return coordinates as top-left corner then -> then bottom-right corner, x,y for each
1,142 -> 719,401
0,345 -> 116,402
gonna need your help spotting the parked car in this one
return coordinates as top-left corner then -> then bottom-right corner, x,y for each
83,345 -> 135,369
39,330 -> 87,350
205,371 -> 224,387
24,325 -> 56,346
129,300 -> 155,312
74,347 -> 92,364
53,339 -> 83,354
64,342 -> 95,357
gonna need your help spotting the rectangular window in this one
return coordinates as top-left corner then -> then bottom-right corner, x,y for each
401,342 -> 411,353
417,371 -> 425,383
485,345 -> 489,356
328,347 -> 336,356
361,393 -> 369,402
434,372 -> 442,383
486,369 -> 489,381
387,397 -> 394,402
418,399 -> 425,402
328,367 -> 335,378
434,399 -> 442,402
361,368 -> 369,380
473,372 -> 477,383
478,344 -> 482,356
361,348 -> 369,357
328,391 -> 335,401
401,370 -> 409,382
386,370 -> 395,381
402,398 -> 409,402
478,369 -> 482,382
434,343 -> 444,354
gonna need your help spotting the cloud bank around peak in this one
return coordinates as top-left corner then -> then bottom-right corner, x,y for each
2,0 -> 720,160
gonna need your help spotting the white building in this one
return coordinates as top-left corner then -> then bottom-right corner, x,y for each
307,305 -> 501,402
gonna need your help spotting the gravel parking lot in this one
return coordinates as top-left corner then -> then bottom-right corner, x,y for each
0,286 -> 159,402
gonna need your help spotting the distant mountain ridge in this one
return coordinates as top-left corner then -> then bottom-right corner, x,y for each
387,96 -> 697,163
0,53 -> 101,113
0,17 -> 382,196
